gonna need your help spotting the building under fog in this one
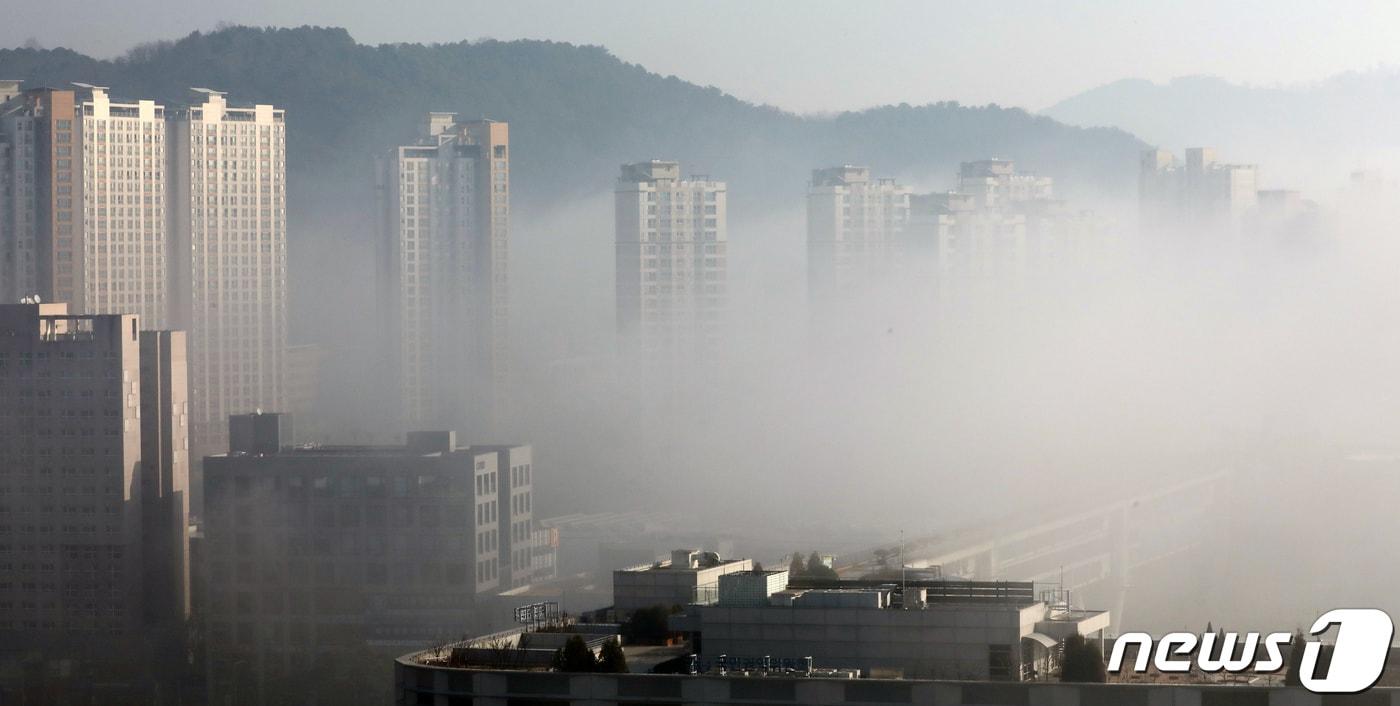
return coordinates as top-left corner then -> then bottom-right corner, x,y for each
900,160 -> 1110,300
0,81 -> 290,478
613,549 -> 754,616
169,88 -> 289,462
0,302 -> 190,696
806,166 -> 911,307
201,417 -> 551,704
376,113 -> 510,437
908,191 -> 1028,294
615,160 -> 728,361
0,84 -> 170,327
394,564 -> 1115,703
1140,147 -> 1259,236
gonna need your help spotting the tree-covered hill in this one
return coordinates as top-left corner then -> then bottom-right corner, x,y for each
0,25 -> 1146,220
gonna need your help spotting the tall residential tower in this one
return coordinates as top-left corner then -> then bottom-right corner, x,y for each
614,160 -> 727,360
806,166 -> 910,308
377,114 -> 509,436
170,88 -> 288,461
0,84 -> 171,327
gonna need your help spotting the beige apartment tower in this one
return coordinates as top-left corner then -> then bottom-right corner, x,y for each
615,160 -> 727,360
170,88 -> 288,461
0,84 -> 171,327
377,114 -> 510,435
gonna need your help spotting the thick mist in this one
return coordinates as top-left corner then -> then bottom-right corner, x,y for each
285,144 -> 1400,636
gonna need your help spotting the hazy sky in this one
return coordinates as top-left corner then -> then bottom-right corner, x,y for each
4,0 -> 1399,113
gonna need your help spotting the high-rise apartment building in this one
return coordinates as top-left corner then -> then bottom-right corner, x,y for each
0,87 -> 79,307
806,166 -> 910,307
908,192 -> 1027,296
615,160 -> 727,359
904,160 -> 1110,301
956,159 -> 1054,210
170,88 -> 288,462
1139,147 -> 1258,236
377,114 -> 509,435
202,420 -> 538,703
0,303 -> 189,684
77,85 -> 170,327
0,85 -> 171,327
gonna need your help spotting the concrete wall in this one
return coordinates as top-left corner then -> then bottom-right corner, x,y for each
695,603 -> 1042,680
614,559 -> 753,615
394,663 -> 1400,706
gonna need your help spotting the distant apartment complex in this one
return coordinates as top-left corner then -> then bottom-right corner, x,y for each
0,303 -> 190,681
1140,147 -> 1259,235
202,418 -> 550,703
806,166 -> 911,307
615,160 -> 727,359
377,114 -> 510,436
806,160 -> 1109,305
0,82 -> 289,473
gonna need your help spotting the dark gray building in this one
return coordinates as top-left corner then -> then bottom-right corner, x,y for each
201,420 -> 542,703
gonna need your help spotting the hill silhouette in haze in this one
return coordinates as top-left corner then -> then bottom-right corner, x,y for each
1043,71 -> 1400,193
1,25 -> 1146,214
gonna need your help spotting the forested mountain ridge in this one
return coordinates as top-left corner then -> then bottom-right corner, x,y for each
0,25 -> 1146,218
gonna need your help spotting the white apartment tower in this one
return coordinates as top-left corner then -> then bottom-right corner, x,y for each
957,159 -> 1054,210
615,160 -> 727,360
378,114 -> 509,435
806,166 -> 910,307
170,89 -> 288,459
77,85 -> 170,327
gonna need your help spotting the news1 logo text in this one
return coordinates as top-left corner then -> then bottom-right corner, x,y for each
1109,609 -> 1394,694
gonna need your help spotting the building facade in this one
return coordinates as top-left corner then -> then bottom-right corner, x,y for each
201,421 -> 542,703
77,85 -> 170,328
170,88 -> 288,463
806,166 -> 910,308
0,86 -> 80,308
1140,147 -> 1259,236
2,82 -> 289,475
0,85 -> 172,328
615,161 -> 727,361
0,303 -> 189,688
377,114 -> 510,436
613,549 -> 753,616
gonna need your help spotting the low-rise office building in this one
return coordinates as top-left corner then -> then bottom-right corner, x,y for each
682,579 -> 1109,681
201,418 -> 549,704
613,549 -> 753,616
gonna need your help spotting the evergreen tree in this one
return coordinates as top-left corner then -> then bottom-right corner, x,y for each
553,635 -> 597,672
597,638 -> 628,673
788,552 -> 806,577
1059,634 -> 1107,683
